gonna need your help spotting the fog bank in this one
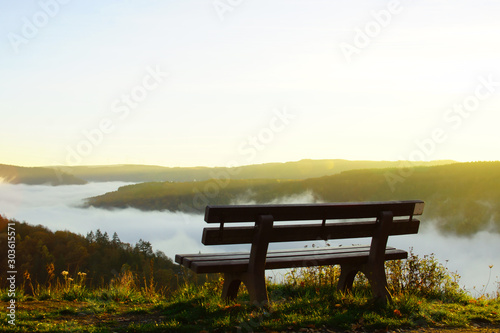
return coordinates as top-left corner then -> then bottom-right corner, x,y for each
1,183 -> 498,295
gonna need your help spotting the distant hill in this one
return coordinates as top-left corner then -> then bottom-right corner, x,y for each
1,159 -> 455,185
85,162 -> 500,236
52,159 -> 455,183
0,164 -> 87,186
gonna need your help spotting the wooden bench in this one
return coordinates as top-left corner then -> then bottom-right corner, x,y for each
175,200 -> 424,305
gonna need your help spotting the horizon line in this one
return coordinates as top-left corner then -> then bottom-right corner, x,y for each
3,158 -> 496,170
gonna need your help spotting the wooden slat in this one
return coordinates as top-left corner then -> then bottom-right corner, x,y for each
189,247 -> 408,274
202,218 -> 420,245
175,252 -> 244,266
205,200 -> 424,223
177,246 -> 374,268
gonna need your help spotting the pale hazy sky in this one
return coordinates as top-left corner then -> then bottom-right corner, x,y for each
1,0 -> 499,167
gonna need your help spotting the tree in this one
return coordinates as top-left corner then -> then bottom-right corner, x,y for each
86,230 -> 95,243
135,239 -> 153,257
112,232 -> 121,245
95,229 -> 110,244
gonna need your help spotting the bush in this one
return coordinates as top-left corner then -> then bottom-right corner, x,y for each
385,249 -> 466,301
284,248 -> 467,302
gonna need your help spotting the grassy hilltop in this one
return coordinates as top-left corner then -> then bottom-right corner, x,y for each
1,215 -> 499,332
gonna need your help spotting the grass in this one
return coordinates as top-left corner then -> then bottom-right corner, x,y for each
1,253 -> 499,332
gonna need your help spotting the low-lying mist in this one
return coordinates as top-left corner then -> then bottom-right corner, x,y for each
0,182 -> 498,295
229,190 -> 318,205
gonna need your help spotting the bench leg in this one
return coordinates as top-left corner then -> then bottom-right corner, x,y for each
220,272 -> 269,305
221,273 -> 242,301
242,272 -> 268,306
365,265 -> 391,304
338,263 -> 391,304
365,211 -> 393,305
338,264 -> 359,293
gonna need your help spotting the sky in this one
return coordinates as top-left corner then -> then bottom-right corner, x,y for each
1,0 -> 500,168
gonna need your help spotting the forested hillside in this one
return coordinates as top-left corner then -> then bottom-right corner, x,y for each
85,162 -> 500,236
0,164 -> 86,185
305,162 -> 500,235
0,215 -> 185,290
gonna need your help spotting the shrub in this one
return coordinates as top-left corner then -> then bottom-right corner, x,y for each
284,248 -> 467,302
385,249 -> 466,301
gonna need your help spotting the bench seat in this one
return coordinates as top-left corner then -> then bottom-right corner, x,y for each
176,246 -> 408,274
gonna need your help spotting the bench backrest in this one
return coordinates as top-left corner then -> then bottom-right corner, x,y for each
202,200 -> 424,245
